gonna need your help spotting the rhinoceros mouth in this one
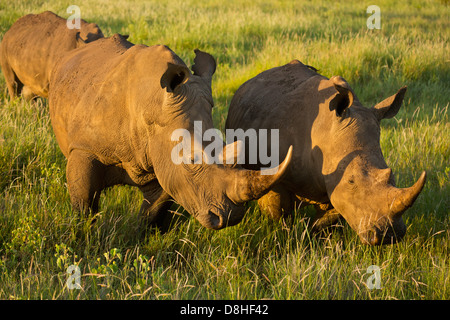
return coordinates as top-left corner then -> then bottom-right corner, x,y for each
207,209 -> 225,230
193,207 -> 227,230
359,223 -> 406,245
196,205 -> 245,230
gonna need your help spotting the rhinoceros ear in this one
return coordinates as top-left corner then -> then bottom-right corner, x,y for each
160,63 -> 191,93
191,49 -> 216,82
330,76 -> 354,116
372,86 -> 407,120
75,32 -> 87,47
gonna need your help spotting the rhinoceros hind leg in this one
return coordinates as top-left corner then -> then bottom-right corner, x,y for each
66,150 -> 106,215
310,203 -> 341,233
258,185 -> 295,220
0,60 -> 22,99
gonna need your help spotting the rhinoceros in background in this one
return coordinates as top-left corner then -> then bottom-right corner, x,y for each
226,60 -> 426,245
49,34 -> 292,230
0,11 -> 104,100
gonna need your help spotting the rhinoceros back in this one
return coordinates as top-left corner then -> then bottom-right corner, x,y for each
48,34 -> 136,158
226,60 -> 320,131
0,11 -> 100,98
49,34 -> 184,167
225,60 -> 326,188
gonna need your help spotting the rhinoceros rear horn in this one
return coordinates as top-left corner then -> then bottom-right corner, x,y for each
390,171 -> 427,217
228,146 -> 293,203
160,63 -> 191,92
218,140 -> 244,165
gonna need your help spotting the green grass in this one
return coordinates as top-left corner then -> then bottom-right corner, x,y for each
0,0 -> 449,299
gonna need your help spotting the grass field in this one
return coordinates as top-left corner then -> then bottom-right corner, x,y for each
0,0 -> 448,299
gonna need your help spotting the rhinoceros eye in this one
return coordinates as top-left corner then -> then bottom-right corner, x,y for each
346,177 -> 357,191
347,175 -> 356,186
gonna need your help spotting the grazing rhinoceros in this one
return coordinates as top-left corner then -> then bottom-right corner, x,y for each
0,11 -> 103,100
226,60 -> 426,245
49,34 -> 292,230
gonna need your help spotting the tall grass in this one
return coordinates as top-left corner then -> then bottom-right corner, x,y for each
0,0 -> 448,299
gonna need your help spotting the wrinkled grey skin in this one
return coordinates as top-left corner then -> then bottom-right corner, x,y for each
49,34 -> 292,231
0,11 -> 103,100
226,60 -> 426,245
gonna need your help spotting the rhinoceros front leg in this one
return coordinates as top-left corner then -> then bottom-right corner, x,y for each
66,149 -> 106,215
139,181 -> 172,229
258,185 -> 295,220
310,203 -> 341,233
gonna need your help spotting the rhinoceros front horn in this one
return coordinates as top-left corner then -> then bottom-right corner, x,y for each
389,171 -> 427,217
227,146 -> 293,203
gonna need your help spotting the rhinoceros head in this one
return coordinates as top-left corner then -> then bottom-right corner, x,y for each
317,76 -> 426,245
146,49 -> 292,229
75,22 -> 104,47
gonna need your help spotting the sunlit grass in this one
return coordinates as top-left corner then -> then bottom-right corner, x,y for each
0,0 -> 448,299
